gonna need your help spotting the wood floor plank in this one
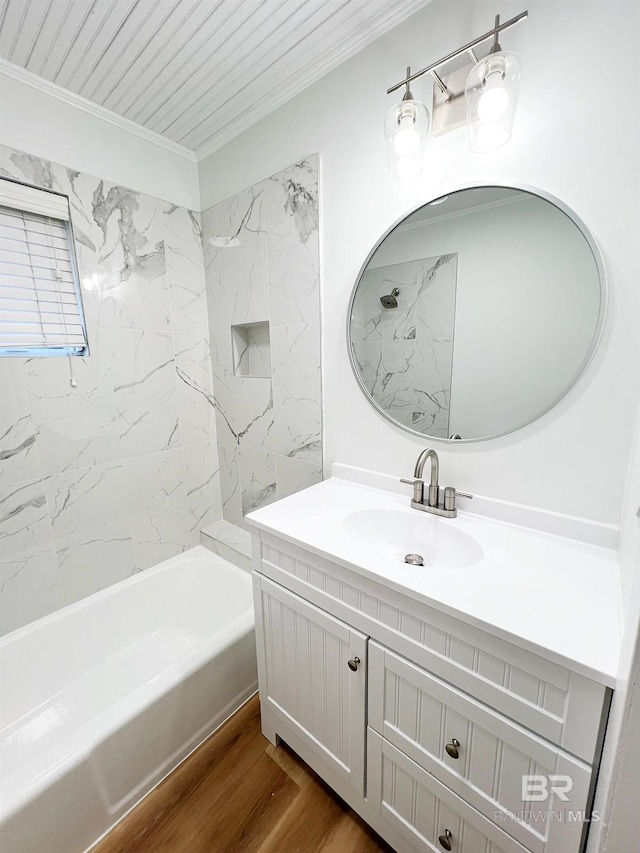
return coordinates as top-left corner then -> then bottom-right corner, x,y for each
256,768 -> 346,853
322,814 -> 393,853
162,749 -> 298,853
92,695 -> 394,853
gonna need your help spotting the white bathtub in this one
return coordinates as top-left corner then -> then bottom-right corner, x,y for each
0,545 -> 257,853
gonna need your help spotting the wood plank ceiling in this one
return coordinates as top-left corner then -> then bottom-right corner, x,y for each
0,0 -> 434,159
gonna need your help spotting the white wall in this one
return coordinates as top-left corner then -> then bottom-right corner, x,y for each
0,65 -> 200,210
198,0 -> 640,526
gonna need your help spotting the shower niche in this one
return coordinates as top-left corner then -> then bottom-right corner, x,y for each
231,321 -> 272,378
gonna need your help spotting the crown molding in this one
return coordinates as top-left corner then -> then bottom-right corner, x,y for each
0,59 -> 197,164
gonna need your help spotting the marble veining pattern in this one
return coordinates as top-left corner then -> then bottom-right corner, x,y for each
91,180 -> 169,330
275,456 -> 323,501
104,329 -> 182,458
217,440 -> 242,527
0,360 -> 42,487
271,323 -> 322,464
203,190 -> 269,337
350,254 -> 457,437
239,446 -> 277,518
209,332 -> 237,444
123,449 -> 191,570
6,151 -> 55,189
164,204 -> 209,332
0,145 -> 221,634
202,157 -> 322,524
24,350 -> 121,477
235,378 -> 274,449
173,331 -> 217,448
264,161 -> 320,327
0,479 -> 63,634
281,161 -> 320,243
183,440 -> 223,545
0,479 -> 53,557
45,463 -> 136,604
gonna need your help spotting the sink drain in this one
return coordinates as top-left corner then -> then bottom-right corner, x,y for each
404,553 -> 424,566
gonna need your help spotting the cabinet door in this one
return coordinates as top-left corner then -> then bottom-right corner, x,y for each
254,574 -> 367,793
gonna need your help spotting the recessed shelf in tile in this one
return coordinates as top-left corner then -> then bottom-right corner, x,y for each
232,322 -> 271,378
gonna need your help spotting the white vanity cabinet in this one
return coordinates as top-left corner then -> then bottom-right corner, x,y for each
252,530 -> 611,853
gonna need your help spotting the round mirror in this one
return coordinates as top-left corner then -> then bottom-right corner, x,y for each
347,185 -> 606,442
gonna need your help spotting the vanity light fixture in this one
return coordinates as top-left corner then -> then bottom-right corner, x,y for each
464,16 -> 522,152
384,66 -> 429,180
385,10 -> 527,178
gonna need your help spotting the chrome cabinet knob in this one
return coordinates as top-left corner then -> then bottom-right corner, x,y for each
347,656 -> 360,672
438,829 -> 453,850
445,737 -> 460,759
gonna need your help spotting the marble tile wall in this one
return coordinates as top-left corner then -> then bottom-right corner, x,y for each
202,157 -> 322,527
0,146 -> 221,634
350,254 -> 457,437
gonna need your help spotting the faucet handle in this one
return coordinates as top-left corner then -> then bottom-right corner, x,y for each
443,487 -> 473,512
400,477 -> 424,504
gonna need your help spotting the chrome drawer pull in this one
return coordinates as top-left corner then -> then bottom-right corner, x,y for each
438,829 -> 453,850
445,737 -> 460,759
347,656 -> 360,671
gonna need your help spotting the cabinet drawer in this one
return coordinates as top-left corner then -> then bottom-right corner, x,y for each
258,533 -> 608,763
369,642 -> 591,853
368,729 -> 529,853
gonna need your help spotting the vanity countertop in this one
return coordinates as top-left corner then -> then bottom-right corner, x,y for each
246,466 -> 622,687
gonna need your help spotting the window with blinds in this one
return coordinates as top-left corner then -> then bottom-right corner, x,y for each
0,178 -> 89,357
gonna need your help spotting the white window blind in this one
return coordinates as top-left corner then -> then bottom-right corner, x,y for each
0,179 -> 89,358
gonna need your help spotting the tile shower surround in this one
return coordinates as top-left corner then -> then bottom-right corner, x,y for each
202,157 -> 322,528
0,145 -> 221,633
0,149 -> 323,634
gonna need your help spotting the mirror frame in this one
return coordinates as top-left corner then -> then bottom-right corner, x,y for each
346,182 -> 608,443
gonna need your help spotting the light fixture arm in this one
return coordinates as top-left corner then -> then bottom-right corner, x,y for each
430,69 -> 449,96
490,14 -> 502,54
386,9 -> 527,95
402,66 -> 413,101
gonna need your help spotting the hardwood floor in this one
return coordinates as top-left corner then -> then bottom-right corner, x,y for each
92,695 -> 395,853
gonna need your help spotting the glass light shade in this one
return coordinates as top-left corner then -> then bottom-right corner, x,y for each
384,98 -> 429,180
465,51 -> 522,152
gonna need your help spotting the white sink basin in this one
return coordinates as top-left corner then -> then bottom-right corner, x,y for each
343,508 -> 484,569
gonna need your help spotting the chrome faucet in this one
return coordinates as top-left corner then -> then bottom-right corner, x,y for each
415,448 -> 440,507
401,448 -> 472,518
